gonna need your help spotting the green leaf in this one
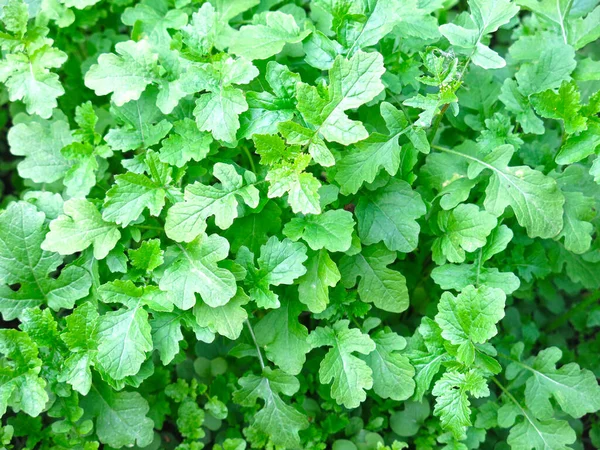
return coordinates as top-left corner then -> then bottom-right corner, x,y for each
58,302 -> 98,395
128,239 -> 164,272
283,209 -> 354,252
364,329 -> 415,401
433,370 -> 490,439
239,236 -> 307,308
439,0 -> 519,69
431,204 -> 497,265
255,297 -> 310,375
516,0 -> 572,42
239,62 -> 300,138
531,81 -> 587,134
266,153 -> 322,215
0,202 -> 91,320
194,288 -> 249,340
0,329 -> 48,418
103,170 -> 169,227
297,50 -> 385,145
121,0 -> 187,53
166,163 -> 259,242
151,309 -> 213,365
509,34 -> 576,96
233,368 -> 308,448
554,191 -> 595,254
104,89 -> 172,151
335,102 -> 408,195
83,380 -> 154,448
441,144 -> 565,239
340,243 -> 409,313
42,199 -> 121,260
308,320 -> 376,408
555,121 -> 600,164
194,86 -> 248,143
390,401 -> 431,437
0,44 -> 67,118
297,249 -> 340,313
355,178 -> 426,253
499,79 -> 545,134
435,285 -> 506,365
520,347 -> 600,419
191,57 -> 259,142
345,0 -> 405,52
159,233 -> 237,310
431,263 -> 520,295
96,282 -> 153,380
507,416 -> 576,450
230,11 -> 311,60
7,113 -> 73,183
84,40 -> 159,106
158,118 -> 213,168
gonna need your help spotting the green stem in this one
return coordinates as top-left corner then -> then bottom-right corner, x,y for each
427,103 -> 450,142
427,55 -> 472,143
491,376 -> 527,416
245,319 -> 265,370
134,225 -> 164,231
242,146 -> 257,174
475,248 -> 483,287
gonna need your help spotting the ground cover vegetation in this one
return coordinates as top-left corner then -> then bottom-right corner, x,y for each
1,0 -> 600,448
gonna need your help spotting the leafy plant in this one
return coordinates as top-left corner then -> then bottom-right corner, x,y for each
1,0 -> 600,449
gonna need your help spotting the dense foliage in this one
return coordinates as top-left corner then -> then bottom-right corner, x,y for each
1,0 -> 600,448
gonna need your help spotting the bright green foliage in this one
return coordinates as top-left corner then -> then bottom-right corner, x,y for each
435,285 -> 506,365
2,0 -> 600,449
192,57 -> 259,142
355,179 -> 426,252
194,288 -> 249,340
432,370 -> 490,439
335,102 -> 417,195
283,209 -> 354,252
512,347 -> 600,419
238,236 -> 307,308
159,233 -> 237,309
340,244 -> 409,313
297,248 -> 340,313
0,202 -> 91,319
42,199 -> 121,259
308,320 -> 376,408
7,113 -> 74,183
297,50 -> 385,145
166,163 -> 259,242
83,381 -> 154,448
440,0 -> 519,69
531,81 -> 587,134
255,298 -> 310,375
103,153 -> 171,226
0,330 -> 48,417
233,368 -> 308,448
432,204 -> 497,264
364,329 -> 415,401
84,40 -> 160,106
230,11 -> 311,60
0,3 -> 67,118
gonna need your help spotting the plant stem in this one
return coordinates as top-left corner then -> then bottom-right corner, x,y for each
242,146 -> 257,173
245,319 -> 265,370
427,103 -> 450,142
427,55 -> 472,143
491,376 -> 527,415
475,248 -> 483,287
